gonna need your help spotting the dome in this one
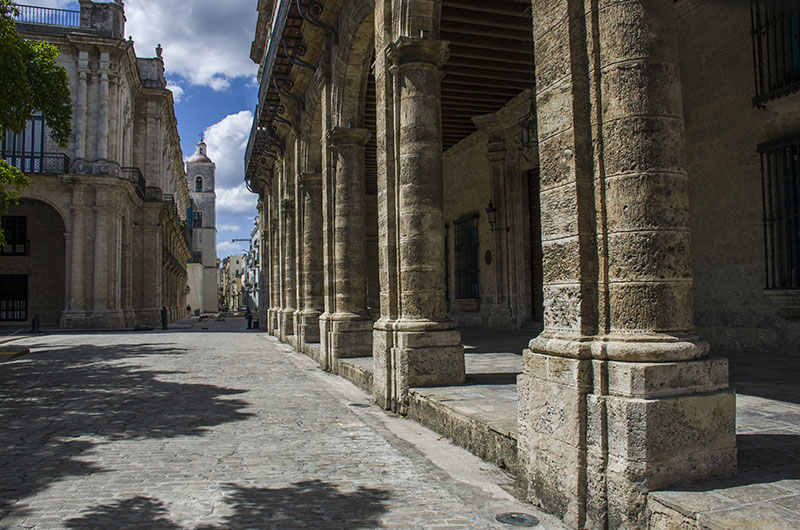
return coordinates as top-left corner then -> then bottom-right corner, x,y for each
188,152 -> 213,164
188,140 -> 213,164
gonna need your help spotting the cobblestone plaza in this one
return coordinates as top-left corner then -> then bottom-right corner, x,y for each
0,320 -> 564,530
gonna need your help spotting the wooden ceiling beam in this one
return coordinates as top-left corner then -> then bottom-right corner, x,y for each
440,21 -> 531,41
441,0 -> 530,17
441,7 -> 530,31
445,57 -> 532,75
441,32 -> 533,54
448,45 -> 532,65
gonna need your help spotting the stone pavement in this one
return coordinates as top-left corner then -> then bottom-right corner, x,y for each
0,318 -> 564,530
648,349 -> 800,529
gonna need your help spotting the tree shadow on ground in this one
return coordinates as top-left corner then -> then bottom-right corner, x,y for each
0,342 -> 253,519
64,480 -> 392,529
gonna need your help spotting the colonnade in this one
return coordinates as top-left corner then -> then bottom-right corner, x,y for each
255,1 -> 736,527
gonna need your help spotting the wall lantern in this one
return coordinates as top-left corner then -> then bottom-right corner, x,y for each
485,200 -> 509,232
519,102 -> 536,149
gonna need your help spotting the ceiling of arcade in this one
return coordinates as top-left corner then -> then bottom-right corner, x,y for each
246,0 -> 533,186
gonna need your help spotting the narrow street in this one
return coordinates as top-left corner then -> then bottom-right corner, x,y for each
0,319 -> 561,530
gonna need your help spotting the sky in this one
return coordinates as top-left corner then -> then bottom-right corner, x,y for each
34,0 -> 261,258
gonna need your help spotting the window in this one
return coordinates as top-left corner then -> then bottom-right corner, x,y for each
195,176 -> 203,192
1,216 -> 27,256
2,114 -> 45,172
752,0 -> 800,105
191,251 -> 202,263
760,136 -> 800,289
193,210 -> 203,228
453,214 -> 479,298
0,275 -> 27,321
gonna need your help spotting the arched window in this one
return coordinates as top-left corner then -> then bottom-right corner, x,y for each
195,176 -> 203,192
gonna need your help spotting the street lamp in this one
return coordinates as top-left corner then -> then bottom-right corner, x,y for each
485,200 -> 509,232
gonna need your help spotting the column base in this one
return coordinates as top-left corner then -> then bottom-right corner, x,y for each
328,312 -> 373,359
373,318 -> 465,413
279,308 -> 295,342
268,308 -> 280,337
518,338 -> 736,529
299,309 -> 321,348
134,308 -> 161,328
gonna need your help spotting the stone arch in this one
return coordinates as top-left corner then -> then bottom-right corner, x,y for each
0,198 -> 67,326
18,189 -> 70,231
331,0 -> 375,127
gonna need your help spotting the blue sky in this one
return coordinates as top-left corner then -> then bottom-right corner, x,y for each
35,0 -> 261,258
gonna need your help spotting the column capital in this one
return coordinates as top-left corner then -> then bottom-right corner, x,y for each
386,36 -> 449,70
298,172 -> 322,186
326,127 -> 370,148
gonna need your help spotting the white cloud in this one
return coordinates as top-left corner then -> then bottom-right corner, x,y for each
125,0 -> 258,90
217,186 -> 257,216
166,79 -> 185,103
216,241 -> 242,255
202,110 -> 253,190
217,223 -> 241,232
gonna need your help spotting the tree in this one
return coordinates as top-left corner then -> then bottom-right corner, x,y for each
0,0 -> 72,245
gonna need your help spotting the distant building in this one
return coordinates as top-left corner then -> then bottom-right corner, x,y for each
220,255 -> 244,311
0,0 -> 190,328
185,140 -> 218,314
241,217 -> 260,312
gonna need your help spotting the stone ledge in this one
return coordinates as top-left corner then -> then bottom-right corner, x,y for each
407,389 -> 519,476
335,357 -> 374,394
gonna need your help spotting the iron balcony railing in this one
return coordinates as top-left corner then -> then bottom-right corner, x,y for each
162,194 -> 179,217
1,151 -> 69,174
752,0 -> 800,105
121,167 -> 146,198
760,135 -> 800,289
14,4 -> 80,27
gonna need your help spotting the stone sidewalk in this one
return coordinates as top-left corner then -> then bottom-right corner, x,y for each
0,319 -> 564,530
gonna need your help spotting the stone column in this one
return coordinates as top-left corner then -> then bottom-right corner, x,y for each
280,197 -> 296,341
518,1 -> 736,528
325,126 -> 373,360
299,172 -> 324,347
269,191 -> 281,335
74,50 -> 89,165
96,51 -> 110,162
374,36 -> 465,414
61,202 -> 90,327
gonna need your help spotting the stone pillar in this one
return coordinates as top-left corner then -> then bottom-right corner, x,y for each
374,37 -> 465,414
299,172 -> 324,346
325,126 -> 373,361
280,197 -> 296,341
96,52 -> 110,161
518,2 -> 736,528
61,203 -> 90,327
74,50 -> 89,164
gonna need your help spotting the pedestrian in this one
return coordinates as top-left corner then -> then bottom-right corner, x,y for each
245,306 -> 253,329
160,306 -> 168,330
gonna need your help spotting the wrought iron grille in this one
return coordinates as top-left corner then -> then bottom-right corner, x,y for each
1,216 -> 27,256
1,152 -> 69,174
453,214 -> 479,299
760,136 -> 800,289
121,167 -> 146,198
14,4 -> 80,27
0,275 -> 27,321
752,0 -> 800,105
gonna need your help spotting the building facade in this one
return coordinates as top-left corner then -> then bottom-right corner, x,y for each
241,0 -> 800,526
220,254 -> 245,312
186,140 -> 219,314
0,0 -> 190,328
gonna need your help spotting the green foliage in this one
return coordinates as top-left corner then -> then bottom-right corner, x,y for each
0,0 -> 72,245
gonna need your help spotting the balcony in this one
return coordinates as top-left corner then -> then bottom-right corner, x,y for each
121,167 -> 146,198
13,4 -> 80,27
2,152 -> 70,174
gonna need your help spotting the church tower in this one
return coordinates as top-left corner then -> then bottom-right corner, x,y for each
186,140 -> 219,313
